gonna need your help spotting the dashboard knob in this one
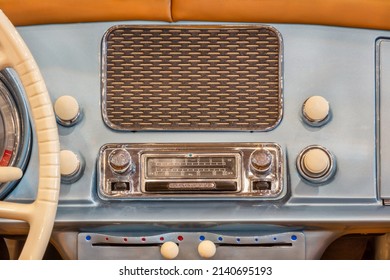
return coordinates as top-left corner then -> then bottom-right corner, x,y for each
302,96 -> 330,125
160,241 -> 179,259
303,148 -> 329,175
198,240 -> 217,259
108,149 -> 133,174
54,95 -> 82,126
297,145 -> 336,183
250,149 -> 273,174
60,150 -> 83,183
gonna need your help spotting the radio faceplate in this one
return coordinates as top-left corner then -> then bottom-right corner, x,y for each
98,143 -> 285,199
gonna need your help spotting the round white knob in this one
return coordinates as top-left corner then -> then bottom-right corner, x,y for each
60,150 -> 83,183
297,145 -> 336,184
302,96 -> 329,123
302,148 -> 330,176
160,241 -> 179,259
198,240 -> 216,259
54,95 -> 81,126
60,150 -> 80,176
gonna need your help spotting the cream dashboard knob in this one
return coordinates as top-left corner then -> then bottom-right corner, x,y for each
60,150 -> 83,183
54,95 -> 82,126
160,241 -> 179,259
302,148 -> 330,176
297,145 -> 336,184
302,96 -> 330,125
198,240 -> 217,259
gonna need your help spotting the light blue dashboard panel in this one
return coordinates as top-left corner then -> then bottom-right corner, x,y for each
4,22 -> 390,232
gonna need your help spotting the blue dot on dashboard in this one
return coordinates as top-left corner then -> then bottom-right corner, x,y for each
199,235 -> 205,241
291,235 -> 297,241
86,235 -> 91,241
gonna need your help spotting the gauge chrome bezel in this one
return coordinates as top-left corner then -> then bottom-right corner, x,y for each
0,68 -> 31,199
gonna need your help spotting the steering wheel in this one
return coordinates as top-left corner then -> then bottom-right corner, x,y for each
0,11 -> 60,259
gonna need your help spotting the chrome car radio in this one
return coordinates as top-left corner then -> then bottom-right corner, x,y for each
98,143 -> 285,199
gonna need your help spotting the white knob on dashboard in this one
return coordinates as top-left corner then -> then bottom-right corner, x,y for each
60,150 -> 83,183
198,240 -> 216,259
297,145 -> 336,184
160,241 -> 179,259
302,96 -> 329,124
54,95 -> 81,126
302,148 -> 330,175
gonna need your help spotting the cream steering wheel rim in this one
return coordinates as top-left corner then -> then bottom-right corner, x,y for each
0,10 -> 60,259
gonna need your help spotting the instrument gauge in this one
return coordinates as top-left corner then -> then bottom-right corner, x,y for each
0,69 -> 31,198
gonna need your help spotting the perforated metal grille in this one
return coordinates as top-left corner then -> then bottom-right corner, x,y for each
102,25 -> 282,131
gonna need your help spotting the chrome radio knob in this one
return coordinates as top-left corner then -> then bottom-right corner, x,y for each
198,240 -> 216,259
108,149 -> 132,174
297,145 -> 336,184
250,149 -> 273,174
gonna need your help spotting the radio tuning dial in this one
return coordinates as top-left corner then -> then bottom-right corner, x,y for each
108,149 -> 133,174
250,149 -> 273,174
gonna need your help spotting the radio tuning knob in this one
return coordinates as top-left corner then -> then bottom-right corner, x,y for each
108,148 -> 133,174
250,149 -> 273,174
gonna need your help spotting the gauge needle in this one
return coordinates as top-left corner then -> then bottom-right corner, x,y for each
0,167 -> 23,183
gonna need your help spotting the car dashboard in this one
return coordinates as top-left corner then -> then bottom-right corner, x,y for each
1,0 -> 390,260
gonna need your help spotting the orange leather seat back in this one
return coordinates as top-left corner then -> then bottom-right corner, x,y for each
0,0 -> 173,26
172,0 -> 390,30
1,0 -> 390,30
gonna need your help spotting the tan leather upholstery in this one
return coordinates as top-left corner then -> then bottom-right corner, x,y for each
172,0 -> 390,30
0,0 -> 173,25
0,1 -> 389,32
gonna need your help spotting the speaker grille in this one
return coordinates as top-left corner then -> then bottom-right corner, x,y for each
102,25 -> 282,131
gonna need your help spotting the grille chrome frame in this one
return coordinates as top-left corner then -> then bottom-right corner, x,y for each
102,25 -> 283,131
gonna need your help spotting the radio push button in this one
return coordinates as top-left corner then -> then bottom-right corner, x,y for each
108,149 -> 133,174
160,241 -> 179,259
302,96 -> 330,126
250,148 -> 273,175
198,240 -> 217,259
